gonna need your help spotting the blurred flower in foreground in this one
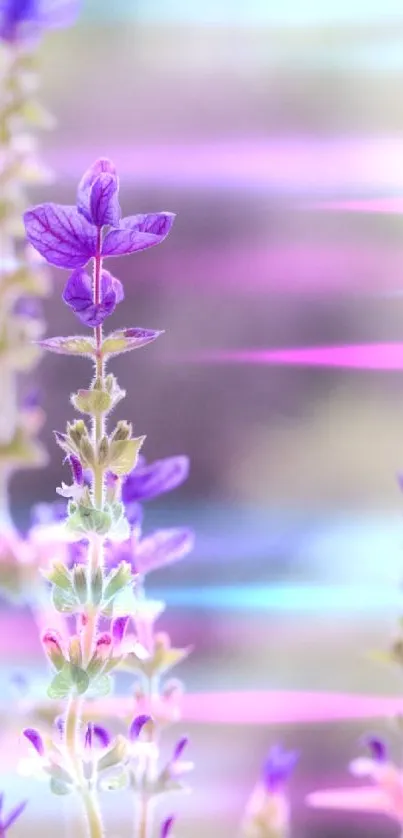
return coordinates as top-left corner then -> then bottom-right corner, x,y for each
0,795 -> 27,835
242,745 -> 298,838
0,0 -> 81,44
306,736 -> 403,827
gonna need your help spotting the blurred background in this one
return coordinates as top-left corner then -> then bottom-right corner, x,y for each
5,0 -> 403,836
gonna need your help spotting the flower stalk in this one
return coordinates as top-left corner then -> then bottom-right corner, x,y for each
22,156 -> 193,838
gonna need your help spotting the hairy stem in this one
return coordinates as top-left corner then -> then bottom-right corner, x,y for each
81,791 -> 104,838
93,228 -> 105,510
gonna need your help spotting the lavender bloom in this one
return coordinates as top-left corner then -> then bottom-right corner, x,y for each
23,159 -> 175,270
363,736 -> 387,763
62,268 -> 124,327
108,527 -> 194,576
0,0 -> 81,43
129,714 -> 151,741
0,795 -> 27,835
23,728 -> 44,756
161,816 -> 175,838
122,456 -> 189,505
262,746 -> 299,793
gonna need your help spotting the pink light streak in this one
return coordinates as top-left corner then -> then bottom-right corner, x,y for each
49,137 -> 403,191
308,197 -> 403,214
177,344 -> 403,370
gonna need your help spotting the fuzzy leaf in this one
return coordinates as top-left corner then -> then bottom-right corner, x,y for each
50,778 -> 72,796
108,437 -> 145,476
72,388 -> 112,416
52,587 -> 78,613
102,328 -> 163,357
89,674 -> 112,697
47,667 -> 73,699
103,562 -> 133,601
38,336 -> 95,357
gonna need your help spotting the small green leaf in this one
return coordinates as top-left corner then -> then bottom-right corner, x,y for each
70,665 -> 90,695
72,388 -> 112,416
52,587 -> 78,613
47,666 -> 73,699
46,562 -> 72,592
108,437 -> 145,476
103,562 -> 133,601
101,770 -> 129,791
91,567 -> 103,605
50,778 -> 72,796
98,735 -> 128,772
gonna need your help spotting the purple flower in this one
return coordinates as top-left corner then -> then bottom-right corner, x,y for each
62,268 -> 124,327
107,527 -> 194,577
23,158 -> 175,270
122,456 -> 189,505
0,795 -> 27,835
160,817 -> 175,838
23,727 -> 44,756
363,735 -> 388,763
84,723 -> 110,751
262,746 -> 298,793
0,0 -> 81,43
129,714 -> 151,741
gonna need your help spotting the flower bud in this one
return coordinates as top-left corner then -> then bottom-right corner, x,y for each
111,421 -> 132,443
98,436 -> 109,465
95,633 -> 112,661
90,567 -> 103,605
42,630 -> 66,670
69,636 -> 83,668
72,565 -> 88,604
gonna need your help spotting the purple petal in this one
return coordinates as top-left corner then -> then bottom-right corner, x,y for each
93,726 -> 111,749
35,0 -> 82,28
160,817 -> 175,838
262,746 -> 299,792
2,800 -> 27,831
31,501 -> 67,527
90,173 -> 121,228
69,455 -> 83,486
129,714 -> 151,741
14,297 -> 43,319
23,728 -> 44,756
121,212 -> 175,237
63,268 -> 119,327
77,159 -> 117,224
363,736 -> 387,763
125,501 -> 143,529
123,456 -> 189,504
23,204 -> 97,269
136,528 -> 194,575
111,615 -> 129,645
172,736 -> 188,762
102,212 -> 175,258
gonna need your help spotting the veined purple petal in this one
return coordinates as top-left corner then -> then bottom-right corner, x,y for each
23,204 -> 97,269
262,745 -> 299,793
160,816 -> 175,838
122,456 -> 189,504
90,173 -> 121,228
172,736 -> 188,763
23,727 -> 44,756
111,615 -> 129,645
63,268 -> 120,327
77,159 -> 117,223
121,212 -> 175,238
93,725 -> 111,749
2,799 -> 28,831
136,528 -> 194,575
129,714 -> 151,741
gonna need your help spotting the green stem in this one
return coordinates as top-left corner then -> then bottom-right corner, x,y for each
93,228 -> 105,511
81,791 -> 104,838
65,695 -> 83,780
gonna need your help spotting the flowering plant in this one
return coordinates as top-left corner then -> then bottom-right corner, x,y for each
21,157 -> 194,838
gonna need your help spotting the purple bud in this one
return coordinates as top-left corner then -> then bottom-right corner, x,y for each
69,454 -> 83,485
129,714 -> 151,741
55,717 -> 64,738
111,616 -> 129,646
172,736 -> 188,762
160,817 -> 175,838
262,745 -> 299,793
23,728 -> 44,756
364,736 -> 387,763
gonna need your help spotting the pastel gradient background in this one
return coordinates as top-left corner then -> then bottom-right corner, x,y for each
4,1 -> 403,836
